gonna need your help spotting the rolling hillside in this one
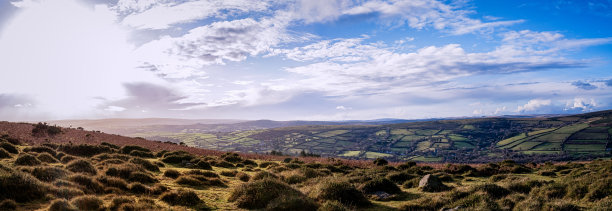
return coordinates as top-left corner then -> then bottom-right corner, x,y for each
121,110 -> 612,163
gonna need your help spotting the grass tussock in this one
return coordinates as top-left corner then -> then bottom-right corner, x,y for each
312,179 -> 370,207
164,169 -> 181,178
70,195 -> 104,210
66,159 -> 97,175
0,168 -> 49,203
160,189 -> 204,207
30,166 -> 69,182
58,144 -> 113,157
0,142 -> 18,154
228,178 -> 305,209
0,148 -> 10,159
37,152 -> 59,163
0,199 -> 17,211
15,154 -> 41,166
48,199 -> 77,211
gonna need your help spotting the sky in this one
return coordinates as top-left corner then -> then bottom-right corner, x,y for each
0,0 -> 611,121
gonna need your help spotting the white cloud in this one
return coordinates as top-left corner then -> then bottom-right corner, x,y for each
118,0 -> 270,29
343,0 -> 523,35
336,105 -> 351,110
517,99 -> 552,113
565,98 -> 598,111
104,106 -> 127,112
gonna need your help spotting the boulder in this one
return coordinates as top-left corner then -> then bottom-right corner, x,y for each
418,174 -> 449,192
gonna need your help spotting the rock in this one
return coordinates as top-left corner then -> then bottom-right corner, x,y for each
419,174 -> 449,192
370,191 -> 393,201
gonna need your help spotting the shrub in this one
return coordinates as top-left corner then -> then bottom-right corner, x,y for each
0,199 -> 17,211
68,174 -> 105,194
164,169 -> 181,179
130,157 -> 159,172
128,172 -> 158,184
53,187 -> 85,199
266,193 -> 319,211
0,149 -> 10,159
161,154 -> 196,164
160,189 -> 203,207
70,195 -> 104,211
373,158 -> 388,166
129,182 -> 151,194
228,178 -> 305,209
130,150 -> 155,158
221,152 -> 243,163
100,142 -> 119,149
252,171 -> 279,181
37,152 -> 59,163
236,172 -> 250,182
120,145 -> 151,154
0,142 -> 18,154
61,155 -> 77,163
25,146 -> 57,155
30,166 -> 68,182
66,159 -> 97,175
58,144 -> 112,157
48,199 -> 77,211
313,180 -> 370,207
14,154 -> 41,166
359,177 -> 401,194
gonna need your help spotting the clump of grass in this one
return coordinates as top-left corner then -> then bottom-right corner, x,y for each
14,154 -> 41,166
252,171 -> 279,181
161,151 -> 196,164
228,178 -> 306,209
236,172 -> 250,182
58,144 -> 113,157
48,199 -> 77,211
160,189 -> 204,207
318,200 -> 348,211
68,174 -> 105,194
66,159 -> 97,175
92,153 -> 131,161
30,166 -> 69,182
373,158 -> 388,166
53,187 -> 85,199
96,175 -> 128,190
128,172 -> 158,184
193,159 -> 213,170
282,172 -> 307,184
221,152 -> 244,163
312,179 -> 371,207
0,142 -> 18,154
221,170 -> 238,177
37,152 -> 59,163
176,176 -> 203,186
387,172 -> 417,184
100,142 -> 119,149
110,196 -> 134,210
164,169 -> 181,179
120,145 -> 151,154
259,161 -> 278,168
471,183 -> 510,199
187,170 -> 219,178
129,182 -> 151,194
359,177 -> 401,194
24,146 -> 57,156
0,199 -> 17,210
266,193 -> 319,211
70,195 -> 104,210
0,149 -> 10,159
105,163 -> 146,180
0,168 -> 49,202
130,157 -> 159,172
214,160 -> 235,168
60,155 -> 77,163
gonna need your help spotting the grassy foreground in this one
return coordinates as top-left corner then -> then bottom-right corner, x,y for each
1,137 -> 611,210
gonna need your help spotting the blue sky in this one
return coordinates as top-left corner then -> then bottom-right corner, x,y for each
0,0 -> 611,121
